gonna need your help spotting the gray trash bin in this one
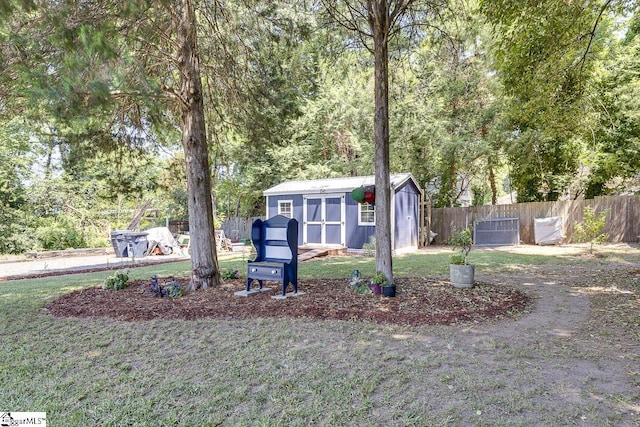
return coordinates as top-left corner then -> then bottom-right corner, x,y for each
123,232 -> 148,258
110,231 -> 130,258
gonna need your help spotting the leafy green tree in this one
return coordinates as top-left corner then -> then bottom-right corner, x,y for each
156,151 -> 189,220
1,0 -> 222,287
286,54 -> 375,179
585,11 -> 640,197
199,1 -> 324,217
387,0 -> 501,208
480,0 -> 622,202
388,61 -> 441,187
0,119 -> 33,253
573,206 -> 609,254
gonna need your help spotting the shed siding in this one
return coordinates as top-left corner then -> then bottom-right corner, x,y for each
346,196 -> 375,249
267,194 -> 304,245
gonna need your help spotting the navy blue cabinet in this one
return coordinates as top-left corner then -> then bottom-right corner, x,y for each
246,215 -> 299,297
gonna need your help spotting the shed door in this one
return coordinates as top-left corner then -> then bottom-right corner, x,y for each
303,194 -> 345,246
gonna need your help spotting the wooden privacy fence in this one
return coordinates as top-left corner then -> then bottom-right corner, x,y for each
168,220 -> 189,235
429,195 -> 640,245
169,217 -> 263,241
220,217 -> 264,241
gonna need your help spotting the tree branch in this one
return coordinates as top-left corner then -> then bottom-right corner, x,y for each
109,88 -> 187,109
577,0 -> 614,77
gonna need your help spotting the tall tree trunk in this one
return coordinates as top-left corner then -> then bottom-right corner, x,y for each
176,0 -> 220,290
488,158 -> 497,205
371,0 -> 393,283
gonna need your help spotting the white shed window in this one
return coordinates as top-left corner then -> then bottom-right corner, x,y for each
278,200 -> 293,218
358,202 -> 375,225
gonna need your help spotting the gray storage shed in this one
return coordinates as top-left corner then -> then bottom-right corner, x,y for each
263,173 -> 422,253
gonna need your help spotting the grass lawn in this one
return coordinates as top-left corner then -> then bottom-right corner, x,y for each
1,244 -> 639,425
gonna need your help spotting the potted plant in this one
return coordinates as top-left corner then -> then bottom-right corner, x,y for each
381,280 -> 396,297
369,271 -> 385,295
370,271 -> 396,297
448,228 -> 475,288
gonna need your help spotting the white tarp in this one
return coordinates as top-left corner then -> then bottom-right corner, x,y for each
144,227 -> 181,255
534,217 -> 565,245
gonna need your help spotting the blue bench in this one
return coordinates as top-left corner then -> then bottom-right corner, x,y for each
246,215 -> 299,298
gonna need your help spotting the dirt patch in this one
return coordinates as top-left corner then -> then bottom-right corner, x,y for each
46,277 -> 532,326
0,257 -> 186,282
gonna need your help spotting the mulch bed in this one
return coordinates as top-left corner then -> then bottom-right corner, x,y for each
46,277 -> 532,326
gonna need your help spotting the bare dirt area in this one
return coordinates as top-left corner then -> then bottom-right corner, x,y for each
469,253 -> 640,425
46,277 -> 532,325
0,252 -> 188,281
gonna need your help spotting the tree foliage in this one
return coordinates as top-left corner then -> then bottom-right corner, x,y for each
0,119 -> 33,253
585,9 -> 640,197
480,0 -> 636,201
1,0 -> 640,257
1,0 -> 226,287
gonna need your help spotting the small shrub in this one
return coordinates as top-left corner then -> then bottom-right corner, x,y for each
221,268 -> 240,280
35,217 -> 86,250
362,236 -> 376,257
164,279 -> 184,298
371,271 -> 387,285
449,253 -> 466,265
573,206 -> 609,254
84,227 -> 110,248
351,282 -> 372,294
103,270 -> 129,290
448,228 -> 473,265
